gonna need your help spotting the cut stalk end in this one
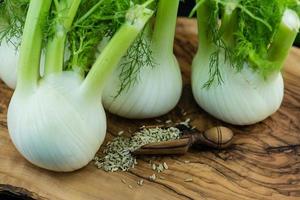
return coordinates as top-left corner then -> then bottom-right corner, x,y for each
125,4 -> 154,30
282,9 -> 300,32
267,9 -> 300,70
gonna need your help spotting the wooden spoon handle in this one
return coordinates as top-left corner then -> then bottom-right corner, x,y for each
133,138 -> 191,155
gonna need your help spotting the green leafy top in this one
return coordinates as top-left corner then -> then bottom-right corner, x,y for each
0,0 -> 29,45
193,0 -> 300,87
66,0 -> 151,74
115,26 -> 155,97
0,0 -> 155,81
67,0 -> 156,94
233,0 -> 299,73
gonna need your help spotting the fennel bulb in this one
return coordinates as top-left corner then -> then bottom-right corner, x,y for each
102,0 -> 182,119
0,0 -> 28,89
7,0 -> 153,171
192,54 -> 284,125
0,39 -> 46,89
0,40 -> 18,88
9,72 -> 106,171
192,0 -> 300,125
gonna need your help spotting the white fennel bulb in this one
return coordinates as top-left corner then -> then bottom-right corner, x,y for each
0,1 -> 28,89
8,72 -> 106,171
103,52 -> 182,118
102,0 -> 182,119
0,40 -> 19,88
0,39 -> 46,89
7,0 -> 153,171
192,1 -> 300,125
192,54 -> 284,125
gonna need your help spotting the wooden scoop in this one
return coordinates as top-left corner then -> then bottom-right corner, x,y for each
133,125 -> 234,155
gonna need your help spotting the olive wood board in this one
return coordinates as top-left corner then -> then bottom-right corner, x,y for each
0,18 -> 300,200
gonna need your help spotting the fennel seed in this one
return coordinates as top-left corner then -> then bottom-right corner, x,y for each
184,178 -> 193,182
151,162 -> 168,173
137,179 -> 144,186
157,163 -> 164,173
95,127 -> 181,172
152,163 -> 156,171
179,118 -> 191,127
149,174 -> 156,181
163,162 -> 168,170
118,131 -> 124,136
165,120 -> 172,124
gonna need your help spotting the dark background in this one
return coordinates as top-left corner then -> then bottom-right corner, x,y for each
178,0 -> 195,16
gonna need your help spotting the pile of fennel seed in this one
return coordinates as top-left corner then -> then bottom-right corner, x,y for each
94,127 -> 181,172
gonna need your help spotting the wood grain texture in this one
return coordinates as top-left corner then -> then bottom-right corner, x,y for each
0,18 -> 300,200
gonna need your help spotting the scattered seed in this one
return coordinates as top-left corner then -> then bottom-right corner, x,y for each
184,178 -> 193,182
137,179 -> 144,186
111,168 -> 118,172
179,118 -> 191,127
121,179 -> 126,184
140,125 -> 146,129
155,119 -> 162,123
165,120 -> 172,124
157,163 -> 164,173
118,131 -> 124,136
128,184 -> 133,189
149,174 -> 156,181
152,163 -> 156,171
163,162 -> 168,170
184,160 -> 190,164
283,149 -> 293,153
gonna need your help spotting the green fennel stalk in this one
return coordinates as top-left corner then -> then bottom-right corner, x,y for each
44,0 -> 82,75
267,10 -> 300,69
17,0 -> 51,93
151,0 -> 179,56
